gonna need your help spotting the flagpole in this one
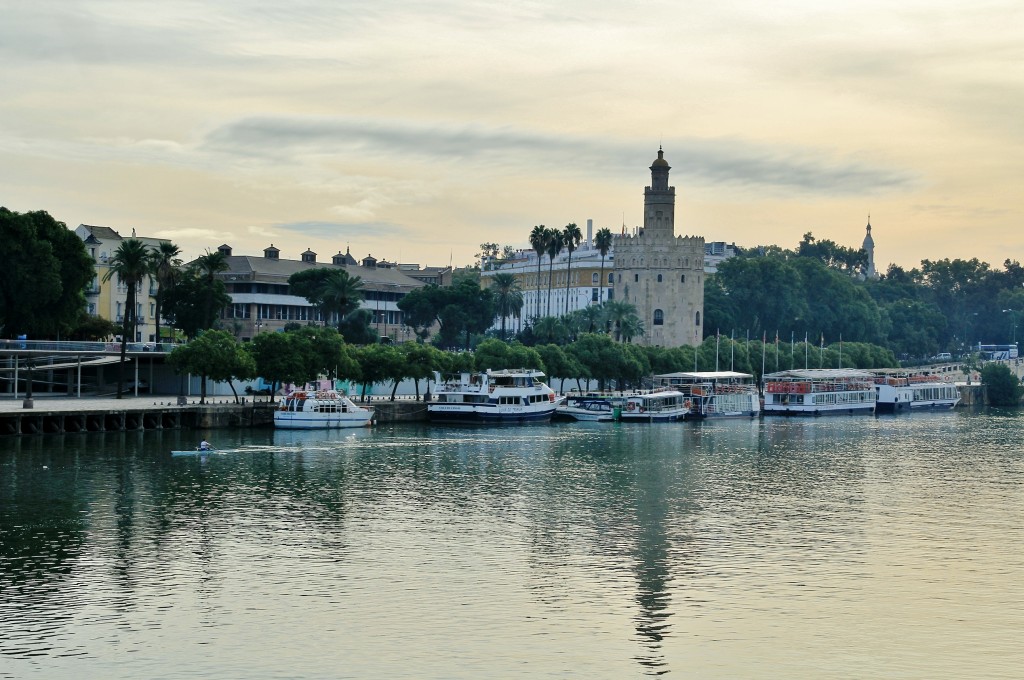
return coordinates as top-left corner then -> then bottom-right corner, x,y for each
761,331 -> 767,388
820,333 -> 824,366
715,329 -> 720,372
790,331 -> 794,368
730,329 -> 735,371
804,332 -> 808,369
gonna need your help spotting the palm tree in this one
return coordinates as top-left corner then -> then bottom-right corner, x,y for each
562,222 -> 582,316
594,227 -> 613,305
194,250 -> 229,329
545,227 -> 563,318
102,239 -> 149,398
323,269 -> 365,329
148,241 -> 181,346
576,304 -> 606,334
619,315 -> 645,343
491,272 -> 524,340
603,300 -> 640,342
529,225 -> 548,321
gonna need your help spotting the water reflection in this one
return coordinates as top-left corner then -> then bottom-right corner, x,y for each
2,412 -> 1024,678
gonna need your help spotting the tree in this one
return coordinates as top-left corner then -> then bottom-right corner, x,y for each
322,269 -> 364,327
981,363 -> 1023,406
168,330 -> 256,404
338,308 -> 378,345
603,300 -> 642,342
288,268 -> 337,324
68,310 -> 120,341
0,208 -> 94,338
594,227 -> 613,305
148,241 -> 181,345
529,225 -> 548,320
490,272 -> 524,340
562,222 -> 582,315
162,268 -> 232,339
102,239 -> 150,398
248,332 -> 305,397
535,343 -> 579,392
401,342 -> 445,399
545,227 -> 563,318
353,343 -> 399,401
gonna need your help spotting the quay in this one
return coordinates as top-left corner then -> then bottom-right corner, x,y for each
0,395 -> 430,436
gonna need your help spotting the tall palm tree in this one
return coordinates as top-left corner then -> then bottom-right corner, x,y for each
562,222 -> 582,316
148,241 -> 181,346
491,272 -> 524,340
529,225 -> 548,321
594,227 -> 613,305
545,227 -> 563,318
194,250 -> 229,329
323,269 -> 365,329
102,239 -> 149,398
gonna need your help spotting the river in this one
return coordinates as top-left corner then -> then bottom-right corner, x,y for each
2,411 -> 1023,679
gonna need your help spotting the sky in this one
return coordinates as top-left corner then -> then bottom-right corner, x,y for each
2,1 -> 1022,272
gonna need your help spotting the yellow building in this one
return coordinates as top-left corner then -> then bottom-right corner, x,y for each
75,225 -> 171,342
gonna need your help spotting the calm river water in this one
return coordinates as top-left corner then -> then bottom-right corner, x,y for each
2,411 -> 1023,679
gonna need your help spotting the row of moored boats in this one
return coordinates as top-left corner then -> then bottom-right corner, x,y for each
274,367 -> 962,428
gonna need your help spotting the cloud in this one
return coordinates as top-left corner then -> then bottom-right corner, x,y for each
274,220 -> 415,239
203,115 -> 917,195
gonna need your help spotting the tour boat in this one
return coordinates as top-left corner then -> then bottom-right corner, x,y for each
555,393 -> 620,422
871,370 -> 961,413
654,371 -> 761,419
427,368 -> 557,424
619,389 -> 690,422
762,369 -> 876,416
274,388 -> 374,429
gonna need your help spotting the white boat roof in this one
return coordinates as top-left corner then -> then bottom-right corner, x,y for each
655,371 -> 753,380
485,368 -> 546,376
765,369 -> 875,379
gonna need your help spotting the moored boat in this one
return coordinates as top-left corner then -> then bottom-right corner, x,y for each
763,369 -> 876,416
619,389 -> 689,422
427,368 -> 557,424
654,371 -> 760,419
555,393 -> 620,422
274,388 -> 374,429
871,370 -> 961,413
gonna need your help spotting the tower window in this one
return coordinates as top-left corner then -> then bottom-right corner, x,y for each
681,274 -> 686,283
657,274 -> 663,283
653,309 -> 664,326
634,274 -> 639,282
695,311 -> 701,326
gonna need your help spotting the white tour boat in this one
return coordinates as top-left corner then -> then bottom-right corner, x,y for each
871,370 -> 961,413
619,390 -> 690,422
654,371 -> 760,419
274,388 -> 374,429
555,393 -> 620,422
427,368 -> 557,424
762,369 -> 876,416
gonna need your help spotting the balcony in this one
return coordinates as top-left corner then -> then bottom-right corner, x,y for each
85,286 -> 100,296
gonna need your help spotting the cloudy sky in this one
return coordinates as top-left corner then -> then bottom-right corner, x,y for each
2,1 -> 1021,270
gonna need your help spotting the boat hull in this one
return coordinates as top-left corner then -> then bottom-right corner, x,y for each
274,413 -> 373,429
427,405 -> 556,424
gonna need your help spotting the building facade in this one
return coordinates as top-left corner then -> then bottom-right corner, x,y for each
215,244 -> 438,342
612,149 -> 705,347
76,225 -> 171,342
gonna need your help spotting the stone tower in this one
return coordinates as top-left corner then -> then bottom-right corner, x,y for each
612,148 -> 705,347
862,217 -> 878,279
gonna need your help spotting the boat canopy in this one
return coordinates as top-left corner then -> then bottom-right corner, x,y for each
764,369 -> 875,380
